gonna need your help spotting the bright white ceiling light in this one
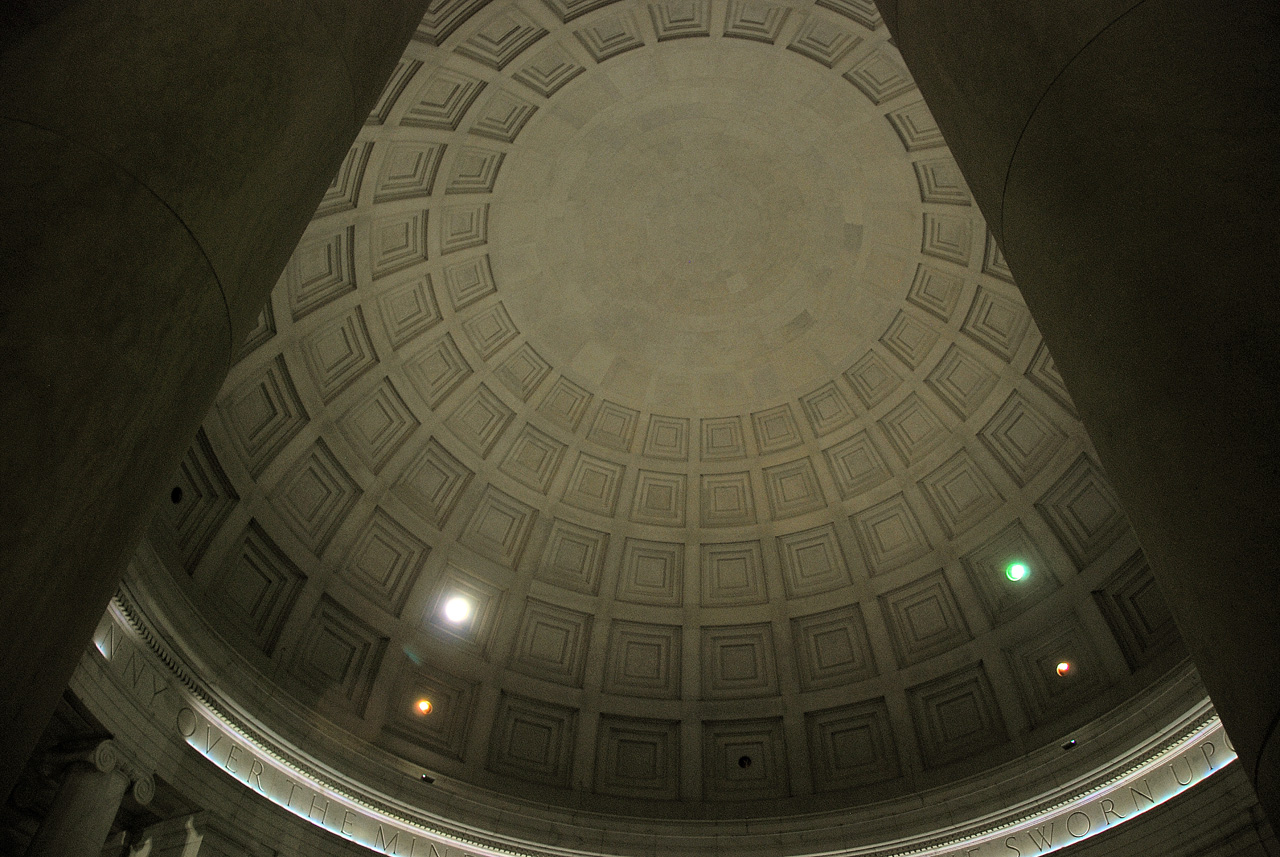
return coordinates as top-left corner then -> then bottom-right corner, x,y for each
442,596 -> 472,625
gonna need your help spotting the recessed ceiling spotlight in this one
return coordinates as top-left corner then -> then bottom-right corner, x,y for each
415,698 -> 433,715
442,595 -> 472,625
1005,561 -> 1029,582
1056,661 -> 1072,677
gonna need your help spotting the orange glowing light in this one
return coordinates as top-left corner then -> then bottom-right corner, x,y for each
1056,661 -> 1072,677
415,698 -> 433,715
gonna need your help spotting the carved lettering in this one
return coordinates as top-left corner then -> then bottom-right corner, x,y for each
1027,822 -> 1055,851
101,623 -> 118,660
285,779 -> 304,808
1201,741 -> 1216,770
308,794 -> 330,824
203,723 -> 222,755
247,758 -> 266,792
341,810 -> 357,837
225,744 -> 243,775
1066,811 -> 1091,839
125,650 -> 147,690
1129,777 -> 1155,807
375,825 -> 401,854
1170,756 -> 1194,785
149,673 -> 170,706
176,707 -> 197,738
1100,798 -> 1125,824
1005,836 -> 1022,855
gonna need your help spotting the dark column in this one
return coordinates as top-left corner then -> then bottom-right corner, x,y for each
875,0 -> 1279,822
0,0 -> 429,799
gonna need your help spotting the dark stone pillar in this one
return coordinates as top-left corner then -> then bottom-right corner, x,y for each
876,0 -> 1279,822
0,0 -> 429,799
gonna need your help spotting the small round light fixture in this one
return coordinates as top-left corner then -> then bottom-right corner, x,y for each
415,698 -> 433,716
442,596 -> 472,624
1005,562 -> 1029,582
1056,661 -> 1072,677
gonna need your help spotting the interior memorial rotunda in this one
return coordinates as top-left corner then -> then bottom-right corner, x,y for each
1,0 -> 1277,855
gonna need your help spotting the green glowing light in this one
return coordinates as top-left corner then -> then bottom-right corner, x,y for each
1006,562 -> 1029,582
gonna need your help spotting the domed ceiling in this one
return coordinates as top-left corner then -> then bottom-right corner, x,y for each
146,0 -> 1186,833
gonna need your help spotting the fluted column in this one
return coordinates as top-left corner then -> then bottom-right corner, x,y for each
0,0 -> 430,799
874,0 -> 1279,822
24,740 -> 153,857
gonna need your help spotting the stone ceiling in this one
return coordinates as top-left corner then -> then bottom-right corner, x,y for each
145,0 -> 1186,825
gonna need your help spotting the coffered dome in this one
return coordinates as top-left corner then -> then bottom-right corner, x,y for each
142,0 -> 1189,847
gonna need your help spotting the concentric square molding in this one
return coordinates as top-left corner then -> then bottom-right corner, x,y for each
649,0 -> 711,40
383,662 -> 477,761
588,400 -> 641,452
961,519 -> 1059,627
762,457 -> 827,519
912,156 -> 972,205
1026,339 -> 1077,415
460,485 -> 538,567
1036,454 -> 1129,569
508,597 -> 593,687
700,471 -> 756,527
843,348 -> 903,410
799,382 -> 855,437
1004,613 -> 1109,727
850,492 -> 932,575
962,285 -> 1032,362
886,100 -> 946,152
538,375 -> 594,431
823,430 -> 894,499
497,344 -> 553,402
316,142 -> 373,217
878,569 -> 972,668
722,0 -> 790,44
373,142 -> 446,203
787,15 -> 861,68
561,452 -> 627,516
377,273 -> 441,350
917,449 -> 1004,538
926,344 -> 998,420
921,212 -> 973,267
439,204 -> 490,256
845,48 -> 915,105
631,470 -> 688,527
575,12 -> 645,62
301,307 -> 379,404
603,619 -> 682,698
393,437 -> 474,530
209,520 -> 305,657
536,518 -> 610,596
337,377 -> 419,475
470,90 -> 539,143
341,507 -> 428,617
403,332 -> 473,410
445,383 -> 515,458
500,423 -> 568,493
643,414 -> 690,461
702,718 -> 789,800
1092,550 -> 1183,670
415,0 -> 494,45
462,302 -> 520,360
401,68 -> 486,130
616,539 -> 684,606
445,147 -> 506,194
367,59 -> 421,125
806,698 -> 900,791
700,415 -> 747,460
269,439 -> 362,555
700,541 -> 768,607
444,254 -> 498,312
289,595 -> 387,717
595,716 -> 681,799
906,662 -> 1008,769
983,228 -> 1015,282
424,563 -> 505,653
283,226 -> 355,320
456,8 -> 548,70
370,211 -> 428,279
751,403 -> 803,453
816,0 -> 880,30
166,430 -> 238,571
791,603 -> 878,691
906,263 -> 965,322
775,523 -> 851,598
878,392 -> 950,466
879,310 -> 940,370
701,623 -> 778,699
487,692 -> 577,787
514,43 -> 586,97
980,390 -> 1068,486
